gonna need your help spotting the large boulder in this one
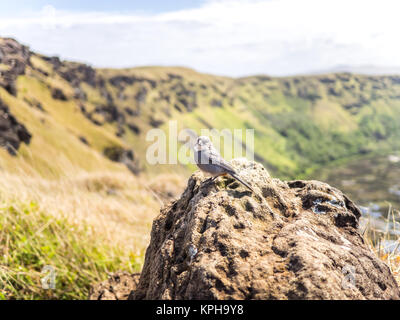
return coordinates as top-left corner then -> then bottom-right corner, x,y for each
132,159 -> 400,300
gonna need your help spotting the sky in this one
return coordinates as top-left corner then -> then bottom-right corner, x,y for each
0,0 -> 399,76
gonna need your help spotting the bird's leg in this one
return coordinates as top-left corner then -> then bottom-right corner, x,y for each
211,173 -> 225,183
205,175 -> 220,188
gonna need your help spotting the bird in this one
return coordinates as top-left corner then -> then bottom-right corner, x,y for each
193,135 -> 255,193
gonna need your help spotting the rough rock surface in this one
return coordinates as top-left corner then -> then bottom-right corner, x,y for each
132,159 -> 400,300
89,272 -> 140,300
0,99 -> 32,155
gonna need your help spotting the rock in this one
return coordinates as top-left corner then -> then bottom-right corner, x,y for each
58,62 -> 97,88
51,87 -> 68,101
0,38 -> 31,95
40,55 -> 99,88
124,107 -> 139,117
133,159 -> 400,300
127,122 -> 141,134
328,87 -> 342,97
41,55 -> 62,69
109,75 -> 156,90
116,125 -> 125,137
168,73 -> 183,81
74,87 -> 87,100
318,76 -> 337,84
91,104 -> 125,124
79,136 -> 90,146
100,87 -> 114,104
135,87 -> 148,104
103,146 -> 140,175
103,146 -> 133,162
89,272 -> 140,300
177,93 -> 197,112
149,117 -> 164,128
0,99 -> 32,155
210,99 -> 223,107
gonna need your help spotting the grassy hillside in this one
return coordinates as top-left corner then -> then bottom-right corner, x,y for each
2,37 -> 400,179
95,67 -> 400,178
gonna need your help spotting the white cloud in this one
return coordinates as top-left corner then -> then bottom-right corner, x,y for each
0,0 -> 399,76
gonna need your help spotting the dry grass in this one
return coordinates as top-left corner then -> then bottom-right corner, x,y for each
362,206 -> 400,285
0,164 -> 187,299
0,170 -> 163,254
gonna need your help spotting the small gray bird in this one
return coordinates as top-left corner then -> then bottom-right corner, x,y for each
194,136 -> 255,192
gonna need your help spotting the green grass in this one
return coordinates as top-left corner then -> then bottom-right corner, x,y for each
0,201 -> 141,300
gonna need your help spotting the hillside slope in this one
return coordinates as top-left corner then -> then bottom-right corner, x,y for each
1,37 -> 400,179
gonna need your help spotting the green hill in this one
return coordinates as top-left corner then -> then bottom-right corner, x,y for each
2,37 -> 400,180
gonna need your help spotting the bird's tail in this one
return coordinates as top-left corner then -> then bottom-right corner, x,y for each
230,172 -> 255,193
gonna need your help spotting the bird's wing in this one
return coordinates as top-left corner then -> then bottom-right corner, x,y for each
204,144 -> 236,174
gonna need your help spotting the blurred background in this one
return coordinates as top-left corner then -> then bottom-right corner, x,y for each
0,0 -> 399,299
